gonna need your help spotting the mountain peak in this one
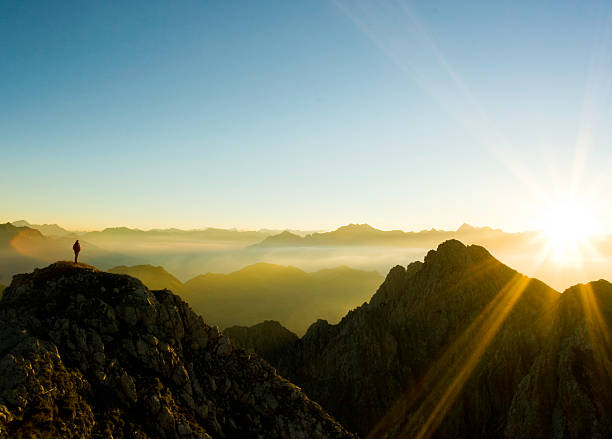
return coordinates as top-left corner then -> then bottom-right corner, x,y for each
334,224 -> 378,233
424,239 -> 491,270
457,222 -> 477,232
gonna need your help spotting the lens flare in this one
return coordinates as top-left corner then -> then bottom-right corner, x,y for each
534,195 -> 601,267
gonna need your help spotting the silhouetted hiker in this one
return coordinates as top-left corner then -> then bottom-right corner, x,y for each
73,240 -> 81,263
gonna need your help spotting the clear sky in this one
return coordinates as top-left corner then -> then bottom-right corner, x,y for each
2,0 -> 612,232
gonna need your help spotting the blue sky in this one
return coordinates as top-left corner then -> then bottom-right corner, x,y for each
2,0 -> 612,231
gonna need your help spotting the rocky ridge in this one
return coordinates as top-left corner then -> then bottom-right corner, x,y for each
227,240 -> 612,439
0,262 -> 355,439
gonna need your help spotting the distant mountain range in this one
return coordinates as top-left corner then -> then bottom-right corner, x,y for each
226,240 -> 612,438
255,222 -> 530,248
9,220 -> 530,249
6,219 -> 612,291
9,220 -> 318,244
108,262 -> 384,335
82,226 -> 277,244
10,220 -> 75,237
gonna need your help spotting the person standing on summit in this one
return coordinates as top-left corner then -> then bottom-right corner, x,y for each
73,240 -> 81,263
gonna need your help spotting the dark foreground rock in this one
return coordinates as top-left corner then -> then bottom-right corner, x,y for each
0,262 -> 355,439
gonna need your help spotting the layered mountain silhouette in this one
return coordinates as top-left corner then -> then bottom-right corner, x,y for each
180,263 -> 383,335
10,220 -> 605,291
227,240 -> 612,439
105,263 -> 382,335
0,262 -> 354,438
109,264 -> 184,293
10,220 -> 74,237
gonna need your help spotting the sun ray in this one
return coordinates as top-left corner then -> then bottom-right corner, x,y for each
332,0 -> 548,203
576,283 -> 612,379
367,272 -> 536,439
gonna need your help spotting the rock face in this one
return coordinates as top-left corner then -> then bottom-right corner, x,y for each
232,240 -> 611,439
0,262 -> 355,439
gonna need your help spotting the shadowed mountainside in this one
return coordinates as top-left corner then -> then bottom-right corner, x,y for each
224,321 -> 300,368
0,262 -> 355,439
226,240 -> 612,439
181,263 -> 384,335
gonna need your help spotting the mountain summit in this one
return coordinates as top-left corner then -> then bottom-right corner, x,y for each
0,262 -> 354,438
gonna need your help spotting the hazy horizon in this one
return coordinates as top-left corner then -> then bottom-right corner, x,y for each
2,218 -> 588,235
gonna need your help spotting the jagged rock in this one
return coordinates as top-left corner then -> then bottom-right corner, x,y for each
234,240 -> 611,438
0,262 -> 355,439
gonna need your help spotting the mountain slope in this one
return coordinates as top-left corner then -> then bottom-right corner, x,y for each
233,240 -> 610,438
109,264 -> 184,292
182,263 -> 384,335
0,262 -> 355,438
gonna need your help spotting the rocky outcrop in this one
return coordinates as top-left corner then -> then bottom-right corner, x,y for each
0,262 -> 355,439
235,240 -> 611,439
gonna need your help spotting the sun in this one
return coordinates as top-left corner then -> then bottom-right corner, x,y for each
535,195 -> 600,266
